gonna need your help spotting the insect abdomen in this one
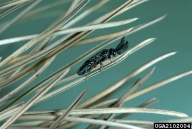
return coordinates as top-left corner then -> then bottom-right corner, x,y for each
77,61 -> 95,75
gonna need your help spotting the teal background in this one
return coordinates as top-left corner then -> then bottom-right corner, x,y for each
0,0 -> 192,128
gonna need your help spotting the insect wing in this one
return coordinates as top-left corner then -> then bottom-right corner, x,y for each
116,36 -> 125,50
116,37 -> 129,54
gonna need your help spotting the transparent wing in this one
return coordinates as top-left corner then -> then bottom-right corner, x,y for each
116,36 -> 125,50
116,37 -> 129,55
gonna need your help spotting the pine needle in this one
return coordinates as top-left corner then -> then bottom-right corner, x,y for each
0,0 -> 89,68
0,0 -> 43,34
0,0 -> 31,10
0,68 -> 69,129
0,56 -> 55,104
125,69 -> 192,102
49,88 -> 88,129
0,18 -> 137,46
0,1 -> 30,18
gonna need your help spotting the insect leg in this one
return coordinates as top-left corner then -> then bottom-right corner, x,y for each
112,56 -> 115,62
109,55 -> 112,62
85,68 -> 92,80
85,71 -> 89,80
85,63 -> 96,80
99,62 -> 103,71
109,55 -> 115,62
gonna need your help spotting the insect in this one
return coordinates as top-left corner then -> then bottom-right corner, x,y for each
77,37 -> 129,75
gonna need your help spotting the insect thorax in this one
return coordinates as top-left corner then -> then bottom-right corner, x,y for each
109,48 -> 117,57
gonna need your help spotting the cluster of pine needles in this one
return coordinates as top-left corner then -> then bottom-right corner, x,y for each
0,0 -> 191,129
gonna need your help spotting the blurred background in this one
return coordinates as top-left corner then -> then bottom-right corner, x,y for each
0,0 -> 192,128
